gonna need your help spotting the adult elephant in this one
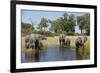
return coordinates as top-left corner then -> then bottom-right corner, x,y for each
25,34 -> 46,49
34,35 -> 40,49
59,34 -> 65,47
65,38 -> 70,47
34,34 -> 45,49
75,36 -> 87,52
30,37 -> 36,49
25,35 -> 31,49
30,34 -> 42,49
25,34 -> 36,49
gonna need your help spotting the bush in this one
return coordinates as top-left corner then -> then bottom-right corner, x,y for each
21,22 -> 34,36
66,32 -> 75,35
33,30 -> 55,37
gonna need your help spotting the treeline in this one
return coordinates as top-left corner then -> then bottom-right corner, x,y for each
21,22 -> 34,36
21,12 -> 90,36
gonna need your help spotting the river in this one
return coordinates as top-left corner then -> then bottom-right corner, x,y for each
21,45 -> 89,63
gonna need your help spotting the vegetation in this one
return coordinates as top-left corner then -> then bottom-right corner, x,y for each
49,13 -> 76,35
21,12 -> 90,36
77,13 -> 90,35
21,22 -> 34,36
38,17 -> 48,31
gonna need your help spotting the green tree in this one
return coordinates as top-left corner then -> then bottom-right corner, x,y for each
50,12 -> 76,35
50,19 -> 62,33
21,22 -> 34,36
29,18 -> 35,30
38,17 -> 48,31
77,13 -> 90,35
84,13 -> 90,35
68,14 -> 76,32
62,14 -> 75,33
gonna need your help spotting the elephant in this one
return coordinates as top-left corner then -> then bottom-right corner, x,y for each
25,35 -> 31,49
65,38 -> 70,47
59,34 -> 65,47
59,34 -> 71,48
34,34 -> 45,49
25,34 -> 46,49
25,35 -> 36,49
75,36 -> 87,52
34,37 -> 40,49
41,35 -> 47,40
30,37 -> 35,49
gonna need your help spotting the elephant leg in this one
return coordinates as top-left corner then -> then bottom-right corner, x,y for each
31,43 -> 35,49
76,47 -> 79,54
62,39 -> 65,47
59,39 -> 61,47
61,40 -> 62,47
82,44 -> 85,55
66,42 -> 67,47
25,43 -> 30,49
76,43 -> 80,53
69,42 -> 70,47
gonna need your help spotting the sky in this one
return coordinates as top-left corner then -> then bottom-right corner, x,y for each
21,10 -> 89,33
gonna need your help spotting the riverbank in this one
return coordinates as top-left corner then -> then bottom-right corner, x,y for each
43,36 -> 90,48
21,36 -> 90,53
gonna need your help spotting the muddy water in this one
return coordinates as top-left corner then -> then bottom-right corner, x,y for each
21,45 -> 88,63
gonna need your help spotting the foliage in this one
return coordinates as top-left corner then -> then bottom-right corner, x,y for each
21,12 -> 90,36
38,17 -> 48,31
77,13 -> 90,35
33,30 -> 55,37
50,12 -> 76,35
21,22 -> 34,36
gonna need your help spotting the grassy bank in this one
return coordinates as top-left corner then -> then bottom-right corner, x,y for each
43,36 -> 90,48
21,36 -> 90,59
21,36 -> 90,53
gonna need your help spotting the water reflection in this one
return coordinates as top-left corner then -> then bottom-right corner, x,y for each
76,52 -> 83,60
34,49 -> 41,62
21,49 -> 42,62
21,46 -> 89,63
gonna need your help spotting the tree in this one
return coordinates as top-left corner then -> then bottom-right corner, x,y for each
77,16 -> 85,34
68,14 -> 76,32
21,22 -> 34,36
84,13 -> 90,35
77,13 -> 90,35
50,19 -> 62,33
63,12 -> 68,21
29,18 -> 34,29
62,14 -> 76,33
38,17 -> 48,31
49,12 -> 76,35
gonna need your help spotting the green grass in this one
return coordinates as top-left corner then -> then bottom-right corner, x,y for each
76,37 -> 90,59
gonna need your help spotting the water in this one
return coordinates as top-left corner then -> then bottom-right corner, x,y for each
21,45 -> 88,63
